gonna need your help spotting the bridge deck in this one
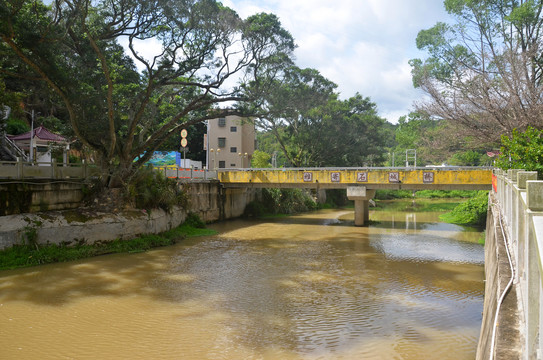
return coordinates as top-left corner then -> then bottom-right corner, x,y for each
218,167 -> 493,190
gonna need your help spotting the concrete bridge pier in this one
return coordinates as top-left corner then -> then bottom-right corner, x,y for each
347,186 -> 376,226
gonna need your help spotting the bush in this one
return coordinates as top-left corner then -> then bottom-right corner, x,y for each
496,126 -> 543,176
254,188 -> 317,215
6,118 -> 29,135
375,189 -> 412,200
184,212 -> 205,228
126,166 -> 188,211
415,190 -> 478,198
439,191 -> 489,226
375,189 -> 478,200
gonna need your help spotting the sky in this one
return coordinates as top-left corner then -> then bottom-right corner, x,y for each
222,0 -> 453,123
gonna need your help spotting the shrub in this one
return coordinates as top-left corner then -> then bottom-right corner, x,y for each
126,166 -> 188,211
496,126 -> 543,177
439,191 -> 489,226
257,188 -> 317,215
184,212 -> 205,228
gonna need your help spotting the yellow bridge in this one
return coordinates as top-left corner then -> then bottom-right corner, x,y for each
218,167 -> 492,191
217,167 -> 492,226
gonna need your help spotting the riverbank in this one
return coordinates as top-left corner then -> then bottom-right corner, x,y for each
0,215 -> 217,271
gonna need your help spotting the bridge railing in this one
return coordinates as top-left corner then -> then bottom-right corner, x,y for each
0,158 -> 100,179
154,165 -> 217,181
0,159 -> 218,181
493,168 -> 543,358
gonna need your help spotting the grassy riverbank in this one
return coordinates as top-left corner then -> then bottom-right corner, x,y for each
0,216 -> 217,271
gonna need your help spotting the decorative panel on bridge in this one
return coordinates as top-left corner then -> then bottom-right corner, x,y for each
218,168 -> 493,190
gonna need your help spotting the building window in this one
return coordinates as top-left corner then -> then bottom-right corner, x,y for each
230,126 -> 237,132
218,118 -> 226,127
230,146 -> 237,153
219,160 -> 225,168
230,163 -> 236,167
218,137 -> 226,147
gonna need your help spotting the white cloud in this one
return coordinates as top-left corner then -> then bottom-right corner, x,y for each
224,0 -> 453,123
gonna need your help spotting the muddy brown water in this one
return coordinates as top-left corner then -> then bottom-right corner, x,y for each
0,202 -> 484,359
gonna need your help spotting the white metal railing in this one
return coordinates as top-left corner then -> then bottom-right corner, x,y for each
493,168 -> 543,359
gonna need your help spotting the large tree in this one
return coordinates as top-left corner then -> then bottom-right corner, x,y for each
249,65 -> 338,166
0,0 -> 295,186
410,0 -> 543,144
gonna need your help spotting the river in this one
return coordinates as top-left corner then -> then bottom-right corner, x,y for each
0,200 -> 484,359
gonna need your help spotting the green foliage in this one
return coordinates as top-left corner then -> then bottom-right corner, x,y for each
1,0 -> 296,189
184,212 -> 206,229
391,112 -> 446,166
375,190 -> 414,200
410,0 -> 543,143
250,150 -> 272,168
375,189 -> 478,200
6,118 -> 29,135
415,190 -> 478,198
373,199 -> 461,212
447,150 -> 483,166
440,191 -> 489,226
250,188 -> 317,215
496,126 -> 543,176
0,222 -> 217,270
126,167 -> 188,212
22,218 -> 42,248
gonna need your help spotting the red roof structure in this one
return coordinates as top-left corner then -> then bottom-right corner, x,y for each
8,126 -> 67,143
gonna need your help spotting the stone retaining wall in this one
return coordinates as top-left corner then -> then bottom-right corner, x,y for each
0,182 -> 260,249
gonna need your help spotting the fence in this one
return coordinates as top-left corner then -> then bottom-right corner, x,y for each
493,168 -> 543,359
0,158 -> 217,181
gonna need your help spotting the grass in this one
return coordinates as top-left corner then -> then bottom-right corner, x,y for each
0,222 -> 217,271
375,189 -> 479,200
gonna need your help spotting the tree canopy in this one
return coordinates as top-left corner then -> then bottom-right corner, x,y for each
410,0 -> 543,144
0,0 -> 295,186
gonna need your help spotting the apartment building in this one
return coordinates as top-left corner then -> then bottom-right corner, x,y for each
207,115 -> 255,169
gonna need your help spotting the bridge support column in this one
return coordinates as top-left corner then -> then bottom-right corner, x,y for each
347,186 -> 376,226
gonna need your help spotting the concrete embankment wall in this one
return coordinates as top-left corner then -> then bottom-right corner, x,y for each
0,181 -> 260,250
476,193 -> 521,359
0,181 -> 84,215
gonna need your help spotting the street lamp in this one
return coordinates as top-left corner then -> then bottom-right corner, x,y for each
239,152 -> 248,168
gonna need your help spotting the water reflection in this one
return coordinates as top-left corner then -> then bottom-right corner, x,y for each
0,204 -> 484,360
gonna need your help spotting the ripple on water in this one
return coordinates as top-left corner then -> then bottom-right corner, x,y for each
0,208 -> 484,360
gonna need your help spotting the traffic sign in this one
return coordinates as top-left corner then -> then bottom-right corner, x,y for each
181,138 -> 188,147
181,129 -> 188,138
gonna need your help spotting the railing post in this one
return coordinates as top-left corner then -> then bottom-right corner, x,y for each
518,171 -> 538,190
82,159 -> 88,179
52,159 -> 57,178
525,180 -> 543,358
17,157 -> 23,179
527,181 -> 543,211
